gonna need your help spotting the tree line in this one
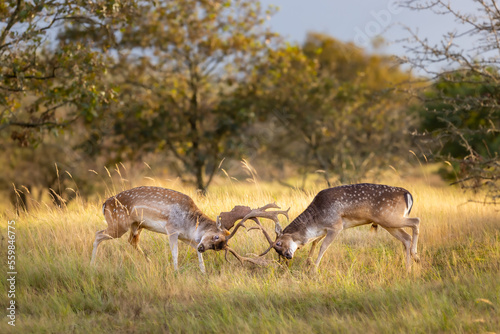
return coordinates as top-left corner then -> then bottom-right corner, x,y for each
1,0 -> 498,206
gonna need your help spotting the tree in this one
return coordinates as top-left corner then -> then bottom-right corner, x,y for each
403,0 -> 500,203
76,0 -> 278,192
0,1 -> 146,206
246,33 -> 414,185
0,0 -> 139,145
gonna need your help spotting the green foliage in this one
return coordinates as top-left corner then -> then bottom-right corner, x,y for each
0,0 -> 137,145
405,0 -> 500,203
420,71 -> 500,158
1,1 -> 420,196
0,0 -> 141,204
76,0 -> 278,191
245,33 -> 415,184
417,71 -> 500,200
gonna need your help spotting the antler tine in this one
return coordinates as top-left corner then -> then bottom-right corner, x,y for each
225,203 -> 288,241
258,203 -> 280,210
245,218 -> 277,256
246,217 -> 275,246
225,246 -> 245,264
224,246 -> 273,266
225,216 -> 251,240
258,244 -> 273,257
224,248 -> 239,264
241,203 -> 289,226
231,203 -> 289,247
252,203 -> 290,222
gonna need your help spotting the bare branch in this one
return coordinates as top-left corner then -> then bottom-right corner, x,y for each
0,0 -> 22,48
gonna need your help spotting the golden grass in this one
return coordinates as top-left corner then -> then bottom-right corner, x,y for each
0,174 -> 499,333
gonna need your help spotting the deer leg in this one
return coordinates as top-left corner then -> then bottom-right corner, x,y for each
91,230 -> 113,265
315,224 -> 343,268
404,218 -> 420,263
128,225 -> 150,263
307,235 -> 325,265
91,226 -> 127,266
168,233 -> 179,271
197,251 -> 206,273
384,227 -> 412,271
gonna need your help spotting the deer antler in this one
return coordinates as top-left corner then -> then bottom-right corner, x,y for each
217,206 -> 252,231
226,203 -> 289,241
221,203 -> 289,265
227,203 -> 289,258
245,219 -> 277,256
224,246 -> 274,266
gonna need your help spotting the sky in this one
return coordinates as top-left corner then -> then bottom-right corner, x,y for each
259,0 -> 479,61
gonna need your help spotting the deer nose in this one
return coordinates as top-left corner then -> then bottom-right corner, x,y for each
284,250 -> 293,259
197,244 -> 205,253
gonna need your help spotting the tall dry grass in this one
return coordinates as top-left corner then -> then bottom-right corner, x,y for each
0,167 -> 499,333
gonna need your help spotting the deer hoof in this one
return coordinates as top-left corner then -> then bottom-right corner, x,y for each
412,254 -> 420,263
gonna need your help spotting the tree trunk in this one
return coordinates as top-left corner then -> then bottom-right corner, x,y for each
188,81 -> 207,194
194,160 -> 207,195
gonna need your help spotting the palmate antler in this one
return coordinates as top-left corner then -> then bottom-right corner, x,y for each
222,203 -> 289,264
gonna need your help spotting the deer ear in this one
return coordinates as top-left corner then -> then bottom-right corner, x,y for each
275,222 -> 283,237
216,216 -> 223,231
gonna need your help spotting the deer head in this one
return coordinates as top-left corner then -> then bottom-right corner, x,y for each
220,203 -> 290,263
196,205 -> 253,253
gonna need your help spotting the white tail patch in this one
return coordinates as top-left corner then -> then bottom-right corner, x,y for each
404,193 -> 413,217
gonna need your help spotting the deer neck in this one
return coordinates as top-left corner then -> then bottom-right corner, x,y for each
284,204 -> 323,245
191,211 -> 217,231
287,202 -> 321,230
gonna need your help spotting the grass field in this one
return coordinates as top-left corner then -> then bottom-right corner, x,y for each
1,175 -> 499,333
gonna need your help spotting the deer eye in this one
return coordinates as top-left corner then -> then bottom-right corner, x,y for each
214,235 -> 219,240
276,241 -> 282,247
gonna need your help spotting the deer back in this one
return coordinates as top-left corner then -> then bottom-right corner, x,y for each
284,183 -> 413,233
102,186 -> 214,235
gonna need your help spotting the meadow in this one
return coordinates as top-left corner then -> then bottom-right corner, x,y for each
1,170 -> 499,333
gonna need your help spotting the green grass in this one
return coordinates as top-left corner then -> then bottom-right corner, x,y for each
1,180 -> 499,333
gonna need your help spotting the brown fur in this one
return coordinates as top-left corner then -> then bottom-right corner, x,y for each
274,183 -> 420,270
91,186 -> 232,272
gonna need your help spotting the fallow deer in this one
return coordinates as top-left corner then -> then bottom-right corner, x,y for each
90,186 -> 286,272
240,184 -> 421,270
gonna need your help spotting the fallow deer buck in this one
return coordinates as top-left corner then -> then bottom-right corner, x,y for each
90,186 -> 287,272
241,184 -> 421,271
